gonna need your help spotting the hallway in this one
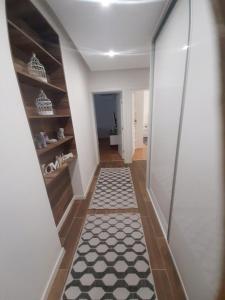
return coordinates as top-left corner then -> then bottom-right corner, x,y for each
2,1 -> 224,299
48,161 -> 186,300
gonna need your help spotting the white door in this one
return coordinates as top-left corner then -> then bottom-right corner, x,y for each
116,93 -> 123,157
149,0 -> 189,233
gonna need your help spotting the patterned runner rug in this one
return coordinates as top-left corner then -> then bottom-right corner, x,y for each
90,168 -> 138,209
62,213 -> 157,300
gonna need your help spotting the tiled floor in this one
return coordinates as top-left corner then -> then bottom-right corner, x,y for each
47,161 -> 186,300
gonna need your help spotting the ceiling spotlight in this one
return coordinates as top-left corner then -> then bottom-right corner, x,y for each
182,45 -> 189,51
100,0 -> 112,7
104,50 -> 119,58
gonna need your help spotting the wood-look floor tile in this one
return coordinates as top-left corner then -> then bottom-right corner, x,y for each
152,270 -> 174,300
60,217 -> 85,270
145,202 -> 164,238
59,201 -> 81,245
141,217 -> 165,270
157,237 -> 187,300
47,269 -> 67,300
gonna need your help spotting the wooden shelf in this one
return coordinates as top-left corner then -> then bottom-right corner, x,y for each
37,136 -> 74,156
29,114 -> 71,120
16,67 -> 66,93
6,0 -> 77,228
8,19 -> 62,68
44,157 -> 77,187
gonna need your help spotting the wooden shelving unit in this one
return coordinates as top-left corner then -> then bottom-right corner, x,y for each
6,0 -> 77,226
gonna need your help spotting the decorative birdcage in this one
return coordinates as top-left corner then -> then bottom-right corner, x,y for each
36,90 -> 54,115
27,53 -> 47,83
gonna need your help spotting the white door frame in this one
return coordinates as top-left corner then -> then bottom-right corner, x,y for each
131,89 -> 150,160
92,91 -> 124,162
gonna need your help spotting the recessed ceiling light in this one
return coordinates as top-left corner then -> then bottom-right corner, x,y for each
100,0 -> 112,7
182,45 -> 189,51
104,50 -> 119,58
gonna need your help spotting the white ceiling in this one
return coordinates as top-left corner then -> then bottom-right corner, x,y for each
46,0 -> 167,71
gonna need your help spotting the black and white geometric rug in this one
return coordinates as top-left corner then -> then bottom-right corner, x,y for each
62,213 -> 157,300
90,168 -> 138,209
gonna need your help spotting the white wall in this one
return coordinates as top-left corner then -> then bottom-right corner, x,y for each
169,1 -> 224,299
60,42 -> 97,197
33,0 -> 98,197
90,68 -> 149,163
94,94 -> 117,138
0,1 -> 62,299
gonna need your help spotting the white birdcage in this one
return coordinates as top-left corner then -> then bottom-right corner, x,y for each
36,90 -> 54,115
28,53 -> 47,83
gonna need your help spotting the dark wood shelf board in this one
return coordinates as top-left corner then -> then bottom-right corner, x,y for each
37,136 -> 74,156
8,19 -> 62,68
16,68 -> 66,93
29,114 -> 71,120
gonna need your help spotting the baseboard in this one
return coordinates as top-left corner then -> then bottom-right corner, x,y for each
41,247 -> 65,300
85,164 -> 98,197
146,187 -> 188,299
147,187 -> 168,238
74,164 -> 98,200
57,196 -> 76,232
166,241 -> 189,299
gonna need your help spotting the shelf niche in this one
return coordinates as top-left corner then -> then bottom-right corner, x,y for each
6,0 -> 77,227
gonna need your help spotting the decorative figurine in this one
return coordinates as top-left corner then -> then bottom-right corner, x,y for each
28,53 -> 47,83
36,90 -> 54,116
44,133 -> 57,144
41,153 -> 74,177
34,132 -> 47,149
34,134 -> 42,149
55,154 -> 63,169
39,132 -> 47,148
57,128 -> 65,140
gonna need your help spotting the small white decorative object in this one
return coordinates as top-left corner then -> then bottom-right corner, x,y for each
44,162 -> 57,175
36,90 -> 54,116
55,155 -> 63,169
28,53 -> 47,82
62,152 -> 74,162
57,128 -> 65,140
44,133 -> 57,144
40,132 -> 47,148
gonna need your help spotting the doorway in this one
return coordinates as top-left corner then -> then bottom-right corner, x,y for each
93,92 -> 123,162
132,90 -> 150,161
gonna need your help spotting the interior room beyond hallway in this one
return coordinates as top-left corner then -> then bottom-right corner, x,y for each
94,93 -> 123,162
